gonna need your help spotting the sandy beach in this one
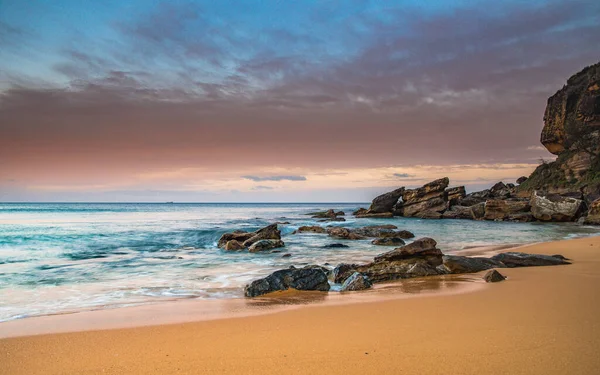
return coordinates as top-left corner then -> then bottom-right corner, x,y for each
1,236 -> 600,374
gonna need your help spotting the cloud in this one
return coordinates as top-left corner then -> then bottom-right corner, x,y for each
242,175 -> 307,182
527,145 -> 547,151
393,173 -> 416,178
251,185 -> 274,190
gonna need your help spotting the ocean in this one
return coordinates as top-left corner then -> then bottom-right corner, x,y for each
1,202 -> 599,322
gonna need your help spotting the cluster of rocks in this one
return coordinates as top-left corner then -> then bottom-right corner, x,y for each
305,209 -> 346,222
217,224 -> 285,253
244,237 -> 570,297
293,224 -> 415,246
356,176 -> 595,223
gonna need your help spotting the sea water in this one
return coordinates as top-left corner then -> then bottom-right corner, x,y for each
1,202 -> 599,322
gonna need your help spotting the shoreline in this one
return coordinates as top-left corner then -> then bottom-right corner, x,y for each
0,238 -> 585,339
1,235 -> 600,374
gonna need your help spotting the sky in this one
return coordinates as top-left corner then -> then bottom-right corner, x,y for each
1,0 -> 599,202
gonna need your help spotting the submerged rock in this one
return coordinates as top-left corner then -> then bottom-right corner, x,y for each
244,265 -> 330,297
248,239 -> 285,253
293,225 -> 327,234
340,272 -> 372,292
491,252 -> 571,267
323,243 -> 349,248
483,269 -> 506,283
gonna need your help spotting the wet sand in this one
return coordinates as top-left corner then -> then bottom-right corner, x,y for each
1,236 -> 600,374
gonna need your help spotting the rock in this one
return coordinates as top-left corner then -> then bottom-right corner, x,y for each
318,217 -> 346,222
530,191 -> 584,222
442,205 -> 475,220
507,212 -> 535,222
441,255 -> 505,274
373,238 -> 441,262
460,190 -> 491,206
483,199 -> 531,221
490,182 -> 512,199
244,265 -> 330,297
584,198 -> 600,224
471,202 -> 486,219
248,239 -> 285,253
333,263 -> 359,284
371,237 -> 406,246
541,61 -> 600,155
414,210 -> 443,219
323,243 -> 349,248
224,240 -> 245,251
368,187 -> 405,213
491,252 -> 571,267
483,270 -> 506,283
516,176 -> 528,185
351,225 -> 397,237
340,272 -> 373,291
217,231 -> 254,248
282,253 -> 291,258
445,186 -> 466,205
293,225 -> 327,234
326,227 -> 366,240
353,208 -> 368,216
401,178 -> 449,217
307,209 -> 345,219
242,224 -> 282,247
270,250 -> 282,253
355,212 -> 394,218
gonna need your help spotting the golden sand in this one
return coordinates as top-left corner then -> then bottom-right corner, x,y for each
1,236 -> 600,374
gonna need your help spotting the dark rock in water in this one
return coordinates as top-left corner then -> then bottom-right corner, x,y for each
318,217 -> 346,222
441,255 -> 505,274
355,212 -> 394,218
483,199 -> 530,221
483,269 -> 506,283
323,243 -> 349,248
218,231 -> 255,248
244,265 -> 330,297
340,272 -> 372,291
530,191 -> 584,222
242,224 -> 282,247
371,237 -> 406,246
353,208 -> 368,216
351,225 -> 397,237
374,238 -> 441,262
414,210 -> 443,219
368,187 -> 405,213
516,176 -> 528,185
270,250 -> 282,253
326,227 -> 366,240
282,253 -> 292,258
248,239 -> 285,253
293,225 -> 327,234
224,240 -> 245,251
491,252 -> 571,267
307,209 -> 345,219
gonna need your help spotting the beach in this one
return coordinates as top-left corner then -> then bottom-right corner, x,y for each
1,235 -> 599,374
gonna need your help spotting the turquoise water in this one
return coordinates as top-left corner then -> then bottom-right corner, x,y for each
1,203 -> 599,322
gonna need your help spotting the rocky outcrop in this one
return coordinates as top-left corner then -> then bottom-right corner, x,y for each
584,198 -> 600,224
244,265 -> 331,297
400,178 -> 449,217
307,209 -> 345,220
530,191 -> 584,222
326,227 -> 366,240
483,270 -> 506,283
483,199 -> 531,221
367,187 -> 405,213
218,224 -> 282,251
445,186 -> 466,205
248,239 -> 285,253
340,272 -> 372,291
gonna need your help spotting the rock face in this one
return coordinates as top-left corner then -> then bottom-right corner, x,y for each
340,272 -> 372,291
400,178 -> 449,217
530,191 -> 584,222
483,199 -> 531,221
445,186 -> 466,205
585,198 -> 600,224
368,187 -> 405,213
483,270 -> 506,283
541,62 -> 600,155
218,224 -> 282,251
248,239 -> 285,253
244,265 -> 331,297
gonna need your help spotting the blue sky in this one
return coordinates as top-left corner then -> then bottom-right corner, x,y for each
0,0 -> 599,201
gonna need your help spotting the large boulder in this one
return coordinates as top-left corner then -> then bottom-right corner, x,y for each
248,239 -> 285,253
326,227 -> 366,240
368,187 -> 405,213
307,209 -> 345,219
484,199 -> 531,221
217,231 -> 255,248
373,238 -> 441,262
340,272 -> 373,291
530,191 -> 584,222
541,62 -> 600,155
400,178 -> 449,217
491,252 -> 571,267
242,224 -> 282,247
224,240 -> 245,251
584,198 -> 600,224
483,270 -> 506,283
445,186 -> 466,205
244,265 -> 331,297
